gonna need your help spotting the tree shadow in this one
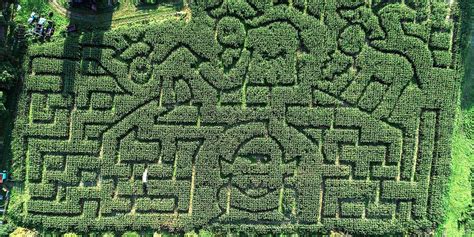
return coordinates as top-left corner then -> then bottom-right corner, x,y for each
135,0 -> 183,11
461,30 -> 474,110
60,0 -> 184,97
460,0 -> 474,111
61,3 -> 114,97
1,3 -> 29,170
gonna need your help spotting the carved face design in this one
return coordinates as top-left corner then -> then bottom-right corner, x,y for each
219,122 -> 295,197
230,136 -> 283,197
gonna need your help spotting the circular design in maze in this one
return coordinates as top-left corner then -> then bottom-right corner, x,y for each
216,17 -> 246,47
217,122 -> 301,222
130,57 -> 153,84
339,25 -> 366,55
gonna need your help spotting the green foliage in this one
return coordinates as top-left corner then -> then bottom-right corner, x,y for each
8,0 -> 462,236
216,17 -> 246,47
122,232 -> 140,237
0,70 -> 15,89
436,0 -> 473,236
0,223 -> 16,236
15,0 -> 69,31
0,91 -> 6,116
338,25 -> 365,55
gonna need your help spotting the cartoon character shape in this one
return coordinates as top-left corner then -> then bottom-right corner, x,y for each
199,16 -> 250,90
246,22 -> 299,86
218,123 -> 297,223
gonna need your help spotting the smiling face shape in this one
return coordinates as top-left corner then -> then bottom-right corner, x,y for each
216,17 -> 246,48
231,136 -> 283,196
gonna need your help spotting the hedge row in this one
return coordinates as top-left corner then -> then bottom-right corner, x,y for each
8,0 -> 461,235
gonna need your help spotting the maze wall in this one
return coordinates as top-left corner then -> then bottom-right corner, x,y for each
11,0 -> 460,234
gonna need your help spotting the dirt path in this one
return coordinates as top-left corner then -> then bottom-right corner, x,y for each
49,0 -> 98,22
48,0 -> 179,27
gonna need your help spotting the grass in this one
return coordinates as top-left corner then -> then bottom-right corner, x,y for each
439,120 -> 473,236
436,1 -> 474,236
13,0 -> 183,39
15,0 -> 70,32
51,0 -> 183,29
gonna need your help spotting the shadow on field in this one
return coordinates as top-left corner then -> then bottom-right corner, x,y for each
461,30 -> 474,110
1,2 -> 28,170
61,3 -> 113,97
135,0 -> 183,11
460,0 -> 474,110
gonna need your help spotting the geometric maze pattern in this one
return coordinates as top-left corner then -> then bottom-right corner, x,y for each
11,0 -> 459,234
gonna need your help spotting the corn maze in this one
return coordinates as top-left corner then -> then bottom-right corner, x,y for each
11,0 -> 461,234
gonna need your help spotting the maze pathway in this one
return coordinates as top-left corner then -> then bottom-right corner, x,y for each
11,0 -> 460,234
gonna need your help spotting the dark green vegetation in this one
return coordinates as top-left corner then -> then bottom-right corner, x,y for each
0,1 -> 21,119
5,0 -> 466,235
0,0 -> 26,168
438,0 -> 474,235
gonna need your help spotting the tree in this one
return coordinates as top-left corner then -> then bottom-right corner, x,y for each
0,91 -> 6,118
0,70 -> 14,89
0,223 -> 15,236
